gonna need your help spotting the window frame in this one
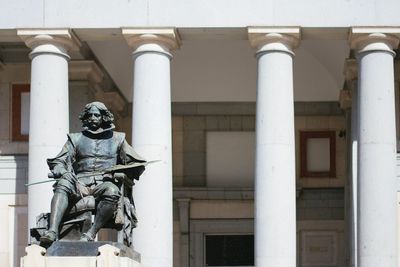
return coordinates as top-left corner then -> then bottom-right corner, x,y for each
11,84 -> 30,142
190,219 -> 254,267
299,130 -> 336,178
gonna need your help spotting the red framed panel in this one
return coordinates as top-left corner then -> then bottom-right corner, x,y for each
11,84 -> 30,142
300,130 -> 336,178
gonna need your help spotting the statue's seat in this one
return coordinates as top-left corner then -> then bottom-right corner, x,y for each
30,173 -> 137,247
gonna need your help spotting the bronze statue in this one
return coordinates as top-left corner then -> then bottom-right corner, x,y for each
40,101 -> 146,245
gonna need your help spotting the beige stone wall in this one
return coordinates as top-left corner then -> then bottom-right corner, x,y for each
172,111 -> 346,188
172,116 -> 184,186
190,200 -> 253,219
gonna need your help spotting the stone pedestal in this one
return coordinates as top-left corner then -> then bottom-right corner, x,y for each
21,242 -> 141,267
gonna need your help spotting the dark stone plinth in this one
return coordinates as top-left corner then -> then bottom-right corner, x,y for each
45,241 -> 140,261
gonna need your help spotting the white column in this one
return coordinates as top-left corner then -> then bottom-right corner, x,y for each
350,28 -> 400,267
18,30 -> 80,228
122,28 -> 180,267
248,27 -> 299,267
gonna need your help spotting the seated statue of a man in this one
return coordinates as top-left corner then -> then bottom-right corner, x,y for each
40,101 -> 146,245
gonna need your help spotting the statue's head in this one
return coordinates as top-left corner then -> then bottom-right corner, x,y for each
79,102 -> 114,131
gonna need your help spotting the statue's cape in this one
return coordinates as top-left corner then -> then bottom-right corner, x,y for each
122,138 -> 147,163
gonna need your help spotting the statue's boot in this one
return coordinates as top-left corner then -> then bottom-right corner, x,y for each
40,230 -> 57,246
80,200 -> 116,241
40,191 -> 69,245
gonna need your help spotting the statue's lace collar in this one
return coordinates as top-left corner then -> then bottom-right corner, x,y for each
82,124 -> 115,135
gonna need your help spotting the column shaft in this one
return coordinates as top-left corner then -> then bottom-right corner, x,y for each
17,30 -> 79,229
28,50 -> 70,227
354,32 -> 398,266
131,43 -> 173,267
249,29 -> 299,267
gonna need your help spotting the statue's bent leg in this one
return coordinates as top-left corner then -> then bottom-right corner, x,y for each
81,182 -> 120,241
40,190 -> 69,244
40,179 -> 75,245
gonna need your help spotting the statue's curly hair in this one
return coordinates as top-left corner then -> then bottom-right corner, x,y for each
79,101 -> 114,129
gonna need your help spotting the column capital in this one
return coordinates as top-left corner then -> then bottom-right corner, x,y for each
122,28 -> 181,57
17,29 -> 81,59
248,27 -> 300,56
349,27 -> 400,55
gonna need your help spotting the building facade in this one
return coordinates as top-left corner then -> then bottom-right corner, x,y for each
0,1 -> 400,267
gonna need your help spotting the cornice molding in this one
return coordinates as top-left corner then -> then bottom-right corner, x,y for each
349,27 -> 400,54
248,27 -> 300,55
17,29 -> 81,51
122,27 -> 181,52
